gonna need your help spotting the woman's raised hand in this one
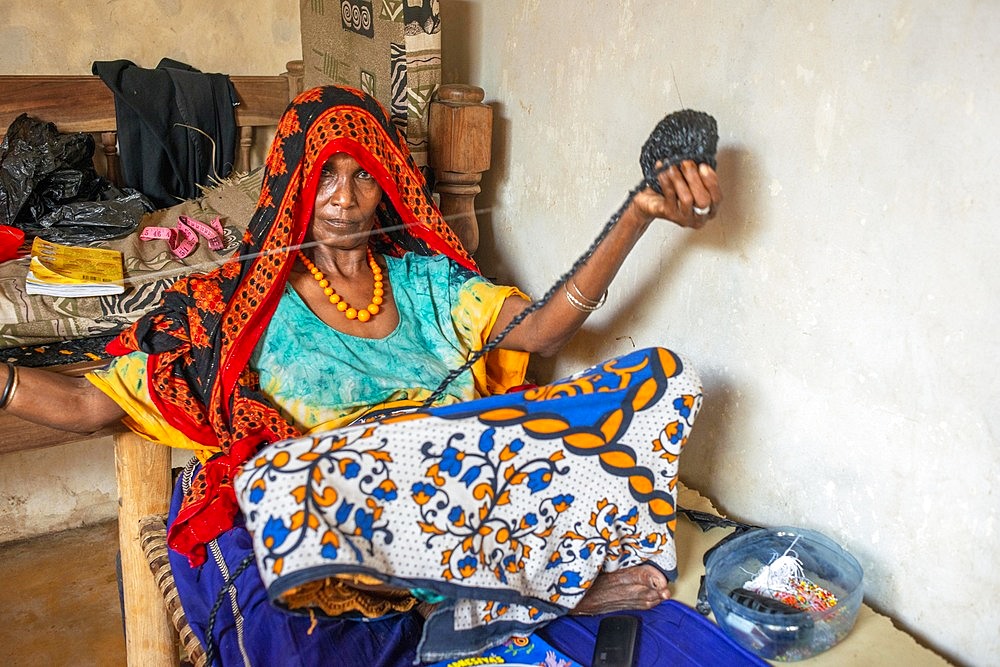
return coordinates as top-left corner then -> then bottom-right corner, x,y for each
490,158 -> 722,357
631,160 -> 722,230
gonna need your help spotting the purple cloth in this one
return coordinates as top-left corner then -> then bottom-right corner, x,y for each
538,602 -> 768,667
168,484 -> 424,666
169,483 -> 766,667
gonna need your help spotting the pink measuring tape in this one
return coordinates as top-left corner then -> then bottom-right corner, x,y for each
140,215 -> 225,258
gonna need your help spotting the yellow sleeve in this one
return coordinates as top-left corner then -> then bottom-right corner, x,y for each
455,280 -> 531,397
86,352 -> 219,461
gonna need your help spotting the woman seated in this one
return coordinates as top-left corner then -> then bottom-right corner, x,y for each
1,85 -> 721,665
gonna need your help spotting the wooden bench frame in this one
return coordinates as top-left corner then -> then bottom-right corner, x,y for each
0,62 -> 493,666
0,61 -> 306,186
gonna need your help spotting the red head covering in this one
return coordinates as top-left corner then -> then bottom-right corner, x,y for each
108,86 -> 476,565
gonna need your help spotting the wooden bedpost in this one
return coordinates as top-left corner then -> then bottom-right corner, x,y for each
99,131 -> 123,186
115,431 -> 177,667
231,59 -> 306,173
429,84 -> 493,255
284,59 -> 305,100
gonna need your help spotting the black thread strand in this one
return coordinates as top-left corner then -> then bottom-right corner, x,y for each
422,179 -> 649,407
204,553 -> 257,667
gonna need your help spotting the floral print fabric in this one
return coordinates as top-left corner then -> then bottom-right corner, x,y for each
236,346 -> 702,662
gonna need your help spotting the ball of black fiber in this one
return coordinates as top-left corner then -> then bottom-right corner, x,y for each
640,109 -> 718,193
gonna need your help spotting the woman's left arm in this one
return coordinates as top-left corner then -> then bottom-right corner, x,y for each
492,160 -> 722,356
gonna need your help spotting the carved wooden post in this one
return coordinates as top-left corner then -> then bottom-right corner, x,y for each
428,84 -> 493,255
115,431 -> 177,667
238,125 -> 254,173
284,59 -> 305,99
100,131 -> 122,187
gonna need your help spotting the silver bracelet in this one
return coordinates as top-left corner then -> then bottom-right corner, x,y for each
569,279 -> 607,308
564,282 -> 608,312
567,278 -> 608,310
0,362 -> 18,410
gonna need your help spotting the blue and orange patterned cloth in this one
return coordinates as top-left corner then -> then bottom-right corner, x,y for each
237,346 -> 702,661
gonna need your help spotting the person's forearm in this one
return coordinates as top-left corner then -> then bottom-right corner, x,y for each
560,204 -> 652,316
495,205 -> 652,357
0,362 -> 126,433
491,160 -> 720,357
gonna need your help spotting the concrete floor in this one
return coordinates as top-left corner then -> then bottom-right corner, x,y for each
0,520 -> 125,667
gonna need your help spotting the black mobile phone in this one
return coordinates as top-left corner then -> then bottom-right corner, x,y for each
591,614 -> 639,667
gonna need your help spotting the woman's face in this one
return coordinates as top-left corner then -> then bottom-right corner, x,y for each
309,152 -> 383,250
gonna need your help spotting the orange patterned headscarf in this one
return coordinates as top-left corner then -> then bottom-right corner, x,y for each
108,86 -> 476,565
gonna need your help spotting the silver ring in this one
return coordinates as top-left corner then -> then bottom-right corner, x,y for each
693,204 -> 712,216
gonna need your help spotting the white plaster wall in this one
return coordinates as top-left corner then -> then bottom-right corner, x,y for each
442,1 -> 998,665
0,0 -> 300,75
0,1 -> 300,542
1,438 -> 119,540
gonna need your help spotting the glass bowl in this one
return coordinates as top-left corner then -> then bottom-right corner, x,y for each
704,526 -> 864,661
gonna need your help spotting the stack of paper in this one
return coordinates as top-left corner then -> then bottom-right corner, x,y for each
25,237 -> 125,297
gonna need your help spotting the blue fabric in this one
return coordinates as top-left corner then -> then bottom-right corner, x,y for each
170,482 -> 765,666
168,476 -> 424,667
538,601 -> 769,667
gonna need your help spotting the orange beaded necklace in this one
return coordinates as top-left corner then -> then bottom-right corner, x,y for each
297,248 -> 384,322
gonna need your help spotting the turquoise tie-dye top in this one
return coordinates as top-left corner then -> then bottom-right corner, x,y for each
88,253 -> 528,453
251,253 -> 527,432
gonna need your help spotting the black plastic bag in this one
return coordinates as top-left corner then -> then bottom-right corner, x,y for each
27,190 -> 153,245
0,113 -> 152,243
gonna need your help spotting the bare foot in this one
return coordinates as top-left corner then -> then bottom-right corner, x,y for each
570,564 -> 671,615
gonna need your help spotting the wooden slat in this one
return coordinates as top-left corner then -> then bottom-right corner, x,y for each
116,431 -> 177,667
0,418 -> 119,455
230,75 -> 295,126
0,61 -> 304,140
0,76 -> 116,134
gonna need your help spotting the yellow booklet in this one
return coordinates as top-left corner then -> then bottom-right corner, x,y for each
25,237 -> 125,297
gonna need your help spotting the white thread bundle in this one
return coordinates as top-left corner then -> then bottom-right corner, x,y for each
742,536 -> 839,612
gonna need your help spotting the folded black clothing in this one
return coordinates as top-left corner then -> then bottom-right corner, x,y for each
92,58 -> 238,209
